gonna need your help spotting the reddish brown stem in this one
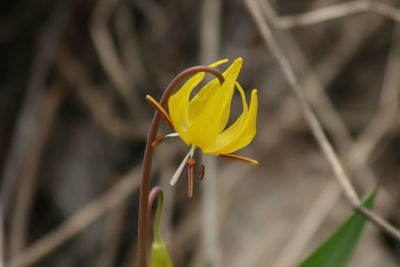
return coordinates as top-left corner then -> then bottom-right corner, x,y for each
138,66 -> 224,267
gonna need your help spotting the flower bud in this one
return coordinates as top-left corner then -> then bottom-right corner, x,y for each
150,188 -> 174,267
150,239 -> 173,267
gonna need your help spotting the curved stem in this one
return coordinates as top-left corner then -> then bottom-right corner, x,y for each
147,187 -> 163,242
138,66 -> 224,267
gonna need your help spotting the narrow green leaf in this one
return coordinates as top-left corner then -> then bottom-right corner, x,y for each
298,190 -> 377,267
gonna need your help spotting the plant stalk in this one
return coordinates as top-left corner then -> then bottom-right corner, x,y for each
138,66 -> 224,267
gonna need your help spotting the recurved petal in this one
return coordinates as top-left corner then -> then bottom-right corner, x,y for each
168,59 -> 228,144
214,82 -> 249,145
207,89 -> 258,154
209,59 -> 229,68
168,72 -> 205,140
189,58 -> 243,130
201,83 -> 248,153
184,71 -> 238,150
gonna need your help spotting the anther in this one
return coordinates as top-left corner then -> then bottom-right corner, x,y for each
187,158 -> 196,198
145,95 -> 174,128
219,153 -> 259,165
151,135 -> 166,148
198,164 -> 205,180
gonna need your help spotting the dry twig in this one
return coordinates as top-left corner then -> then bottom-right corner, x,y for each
57,51 -> 147,140
0,0 -> 74,217
268,0 -> 400,29
272,183 -> 341,267
245,0 -> 360,205
115,3 -> 147,87
255,2 -> 400,264
244,0 -> 400,242
200,156 -> 222,267
349,25 -> 400,167
259,0 -> 385,154
7,168 -> 140,267
198,0 -> 223,266
95,206 -> 127,267
9,85 -> 66,256
0,202 -> 4,267
90,0 -> 143,116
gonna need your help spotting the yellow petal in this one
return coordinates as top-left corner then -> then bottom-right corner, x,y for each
209,59 -> 228,68
168,59 -> 229,144
201,83 -> 248,153
185,72 -> 237,149
209,82 -> 249,148
189,58 -> 243,131
168,72 -> 204,143
206,89 -> 258,154
235,82 -> 249,114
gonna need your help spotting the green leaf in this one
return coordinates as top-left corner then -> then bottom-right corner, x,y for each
298,190 -> 377,267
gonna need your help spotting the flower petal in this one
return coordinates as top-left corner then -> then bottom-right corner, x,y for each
168,59 -> 229,144
184,59 -> 243,150
199,82 -> 248,152
189,58 -> 243,132
207,89 -> 258,154
168,72 -> 205,141
209,59 -> 228,68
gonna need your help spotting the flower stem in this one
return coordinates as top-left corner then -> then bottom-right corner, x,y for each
138,66 -> 224,267
148,187 -> 163,242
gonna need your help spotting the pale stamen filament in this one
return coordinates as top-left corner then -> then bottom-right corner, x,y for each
170,144 -> 196,186
165,133 -> 179,138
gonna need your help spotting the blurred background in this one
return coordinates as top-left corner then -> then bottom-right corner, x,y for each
1,0 -> 400,266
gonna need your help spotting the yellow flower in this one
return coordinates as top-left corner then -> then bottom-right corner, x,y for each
146,58 -> 258,189
168,58 -> 258,154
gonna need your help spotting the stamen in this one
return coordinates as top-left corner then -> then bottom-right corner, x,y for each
170,145 -> 196,186
218,153 -> 259,165
151,135 -> 166,148
198,164 -> 205,180
146,95 -> 174,128
198,151 -> 205,180
151,133 -> 179,148
187,158 -> 195,198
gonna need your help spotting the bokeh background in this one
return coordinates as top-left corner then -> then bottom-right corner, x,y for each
1,0 -> 400,266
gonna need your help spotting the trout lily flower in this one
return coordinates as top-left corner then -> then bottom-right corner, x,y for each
146,58 -> 258,197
